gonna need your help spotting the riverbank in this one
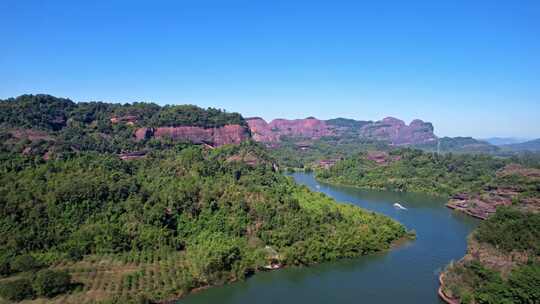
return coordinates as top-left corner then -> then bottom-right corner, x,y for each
438,273 -> 459,304
165,233 -> 415,303
438,208 -> 540,304
314,175 -> 449,197
315,158 -> 540,223
178,172 -> 478,304
315,176 -> 502,221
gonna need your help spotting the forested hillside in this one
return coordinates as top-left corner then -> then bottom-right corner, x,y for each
0,94 -> 247,158
441,208 -> 540,304
268,136 -> 389,169
316,148 -> 540,220
414,137 -> 500,154
501,138 -> 540,152
316,149 -> 507,195
0,94 -> 245,131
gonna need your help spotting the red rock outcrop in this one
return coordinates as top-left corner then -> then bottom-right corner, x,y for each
247,116 -> 437,145
134,124 -> 250,147
318,158 -> 342,169
359,117 -> 436,145
246,117 -> 333,142
245,117 -> 281,142
9,129 -> 53,141
446,164 -> 540,219
110,115 -> 138,125
366,151 -> 401,165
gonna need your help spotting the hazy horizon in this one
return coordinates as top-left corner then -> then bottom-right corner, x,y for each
1,1 -> 539,138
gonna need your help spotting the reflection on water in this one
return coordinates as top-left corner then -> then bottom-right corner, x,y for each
179,173 -> 479,304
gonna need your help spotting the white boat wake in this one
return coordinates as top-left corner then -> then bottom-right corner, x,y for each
393,203 -> 407,210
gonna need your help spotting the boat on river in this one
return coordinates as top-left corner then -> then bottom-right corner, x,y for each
393,202 -> 407,210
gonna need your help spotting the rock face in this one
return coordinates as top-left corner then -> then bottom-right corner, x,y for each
246,117 -> 333,142
246,116 -> 437,145
245,117 -> 281,142
359,117 -> 436,145
134,124 -> 250,147
366,151 -> 402,165
446,164 -> 540,219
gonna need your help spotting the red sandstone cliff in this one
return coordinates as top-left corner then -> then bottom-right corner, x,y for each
246,117 -> 333,142
245,117 -> 281,142
134,124 -> 250,147
359,117 -> 437,145
246,116 -> 437,145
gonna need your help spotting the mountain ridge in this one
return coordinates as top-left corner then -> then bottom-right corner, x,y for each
246,116 -> 437,145
4,94 -> 536,156
501,138 -> 540,152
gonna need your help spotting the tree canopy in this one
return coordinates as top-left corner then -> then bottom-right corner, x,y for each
0,142 -> 407,302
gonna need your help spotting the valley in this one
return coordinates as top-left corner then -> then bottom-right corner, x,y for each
0,94 -> 538,304
4,2 -> 539,303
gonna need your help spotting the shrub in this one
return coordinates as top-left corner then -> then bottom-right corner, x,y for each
101,294 -> 152,304
0,278 -> 34,301
32,269 -> 71,298
186,232 -> 244,282
475,207 -> 540,255
66,246 -> 85,261
0,256 -> 11,277
10,254 -> 42,273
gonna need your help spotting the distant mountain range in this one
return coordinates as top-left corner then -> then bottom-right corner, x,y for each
500,138 -> 540,152
481,137 -> 531,146
415,137 -> 499,154
245,117 -> 540,154
1,94 -> 538,156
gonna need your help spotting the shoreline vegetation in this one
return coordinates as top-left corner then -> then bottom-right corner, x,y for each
313,150 -> 539,303
174,232 -> 415,303
439,209 -> 539,304
438,272 -> 459,304
314,149 -> 540,219
314,149 -> 505,197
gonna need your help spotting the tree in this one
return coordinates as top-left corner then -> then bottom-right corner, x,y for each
0,278 -> 34,301
10,254 -> 42,273
32,270 -> 71,298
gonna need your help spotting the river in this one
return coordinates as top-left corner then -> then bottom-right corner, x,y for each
179,172 -> 478,304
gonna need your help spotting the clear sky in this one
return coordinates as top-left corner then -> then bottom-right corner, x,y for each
1,0 -> 539,138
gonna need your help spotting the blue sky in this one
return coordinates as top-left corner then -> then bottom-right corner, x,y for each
1,0 -> 539,138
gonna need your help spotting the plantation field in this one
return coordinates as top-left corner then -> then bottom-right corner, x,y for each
4,251 -> 191,304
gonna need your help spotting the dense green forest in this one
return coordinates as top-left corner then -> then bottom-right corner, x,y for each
0,94 -> 247,158
265,135 -> 538,172
316,148 -> 508,196
0,141 -> 407,303
414,137 -> 500,154
475,208 -> 540,255
442,208 -> 540,304
0,94 -> 245,131
268,136 -> 389,169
